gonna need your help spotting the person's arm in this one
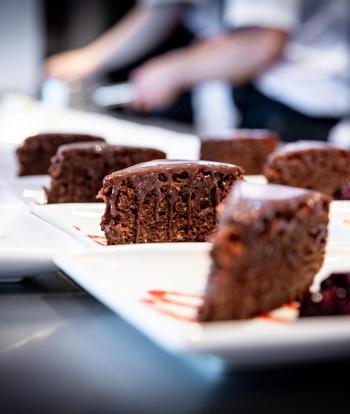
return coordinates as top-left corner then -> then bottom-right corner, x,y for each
131,27 -> 288,110
44,4 -> 186,82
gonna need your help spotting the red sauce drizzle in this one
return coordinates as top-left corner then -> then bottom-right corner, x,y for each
142,290 -> 297,325
286,302 -> 300,311
73,225 -> 107,246
148,290 -> 202,307
141,298 -> 197,322
259,314 -> 294,324
259,303 -> 299,324
142,290 -> 202,322
87,234 -> 107,246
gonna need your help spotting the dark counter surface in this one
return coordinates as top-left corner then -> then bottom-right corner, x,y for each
1,271 -> 350,414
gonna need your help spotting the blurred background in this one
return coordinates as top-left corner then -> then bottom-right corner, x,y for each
1,0 -> 349,141
0,0 -> 194,128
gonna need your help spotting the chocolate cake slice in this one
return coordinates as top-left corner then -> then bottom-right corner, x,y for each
16,133 -> 106,176
264,141 -> 350,198
98,160 -> 243,244
200,129 -> 279,174
199,181 -> 330,321
46,143 -> 166,203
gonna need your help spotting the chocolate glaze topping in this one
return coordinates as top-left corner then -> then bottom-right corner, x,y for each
23,133 -> 105,145
55,142 -> 162,158
103,159 -> 240,180
100,159 -> 243,243
271,140 -> 342,156
220,181 -> 328,226
265,140 -> 350,198
201,129 -> 279,142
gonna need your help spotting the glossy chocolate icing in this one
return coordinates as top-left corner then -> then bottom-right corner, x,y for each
23,133 -> 105,145
220,181 -> 327,225
103,159 -> 240,179
56,142 -> 163,157
265,140 -> 350,198
201,129 -> 279,142
272,140 -> 341,156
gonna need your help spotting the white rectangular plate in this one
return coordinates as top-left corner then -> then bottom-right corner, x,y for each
31,200 -> 350,249
32,203 -> 106,247
0,205 -> 81,280
1,175 -> 50,206
244,175 -> 267,185
8,175 -> 350,248
54,243 -> 350,367
328,201 -> 350,245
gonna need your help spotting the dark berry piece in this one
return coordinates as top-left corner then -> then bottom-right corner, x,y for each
334,184 -> 350,200
299,273 -> 350,317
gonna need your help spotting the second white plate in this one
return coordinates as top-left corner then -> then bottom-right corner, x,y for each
0,205 -> 81,280
54,243 -> 350,368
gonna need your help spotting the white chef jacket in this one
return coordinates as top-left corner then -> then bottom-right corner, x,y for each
142,0 -> 350,128
226,0 -> 350,118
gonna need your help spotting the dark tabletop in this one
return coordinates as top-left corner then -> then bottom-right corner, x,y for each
1,271 -> 350,414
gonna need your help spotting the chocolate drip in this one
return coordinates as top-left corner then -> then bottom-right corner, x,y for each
167,175 -> 175,240
134,175 -> 150,243
135,190 -> 145,243
209,172 -> 219,209
110,184 -> 120,217
214,174 -> 219,206
187,170 -> 196,228
134,173 -> 164,242
155,184 -> 162,223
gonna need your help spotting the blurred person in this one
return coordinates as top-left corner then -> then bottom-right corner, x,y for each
45,0 -> 350,142
45,3 -> 186,84
44,1 -> 239,133
129,0 -> 350,141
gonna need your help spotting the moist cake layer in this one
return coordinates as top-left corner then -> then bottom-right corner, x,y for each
264,140 -> 350,198
16,133 -> 106,176
200,129 -> 279,174
46,143 -> 166,203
